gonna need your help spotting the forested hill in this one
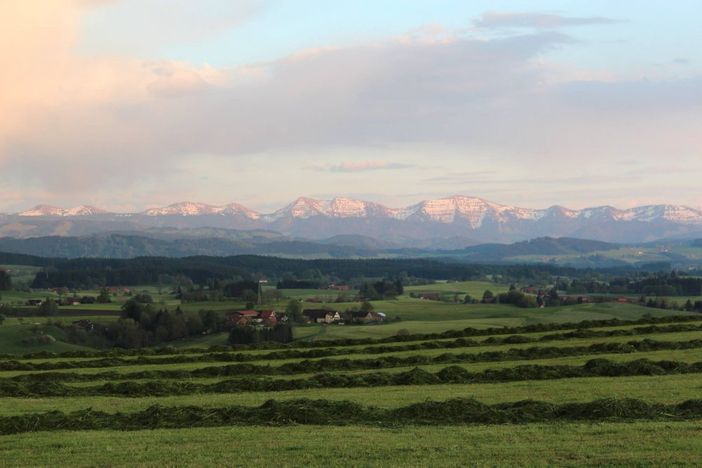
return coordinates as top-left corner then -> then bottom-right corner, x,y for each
445,237 -> 619,261
0,234 -> 378,259
0,251 -> 52,267
27,255 -> 584,289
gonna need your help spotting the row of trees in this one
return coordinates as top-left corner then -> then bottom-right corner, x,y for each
563,272 -> 702,297
64,298 -> 228,348
228,324 -> 293,345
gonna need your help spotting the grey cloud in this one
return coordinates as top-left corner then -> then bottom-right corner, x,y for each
4,28 -> 701,195
314,161 -> 415,172
473,11 -> 619,29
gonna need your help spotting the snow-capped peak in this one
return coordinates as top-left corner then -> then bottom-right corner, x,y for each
619,205 -> 702,223
267,197 -> 331,220
64,205 -> 109,216
142,202 -> 222,216
18,205 -> 66,217
219,203 -> 261,219
402,195 -> 543,226
11,197 -> 702,228
18,205 -> 108,217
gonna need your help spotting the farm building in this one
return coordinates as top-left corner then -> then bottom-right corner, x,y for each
350,311 -> 386,324
303,308 -> 341,324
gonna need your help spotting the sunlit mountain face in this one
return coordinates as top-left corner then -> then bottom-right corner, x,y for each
6,195 -> 702,243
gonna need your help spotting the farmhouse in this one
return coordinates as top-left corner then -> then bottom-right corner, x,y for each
415,292 -> 441,301
303,308 -> 341,324
259,310 -> 277,327
71,319 -> 94,331
225,310 -> 260,327
350,310 -> 386,324
225,309 -> 284,328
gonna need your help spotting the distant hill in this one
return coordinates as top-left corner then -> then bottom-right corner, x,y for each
0,234 -> 379,259
0,233 -> 698,269
446,237 -> 620,262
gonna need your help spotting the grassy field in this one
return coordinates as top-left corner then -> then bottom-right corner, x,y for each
0,276 -> 695,354
3,421 -> 702,467
2,280 -> 702,465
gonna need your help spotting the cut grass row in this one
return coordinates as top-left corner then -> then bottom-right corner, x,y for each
2,397 -> 702,436
4,311 -> 698,361
9,337 -> 702,383
2,372 -> 702,416
4,326 -> 701,379
3,357 -> 702,397
4,317 -> 701,374
52,347 -> 702,387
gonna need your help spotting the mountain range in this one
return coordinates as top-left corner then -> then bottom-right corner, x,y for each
3,195 -> 702,245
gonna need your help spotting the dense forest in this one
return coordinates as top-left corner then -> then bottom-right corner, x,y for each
27,255 -> 585,289
563,272 -> 702,296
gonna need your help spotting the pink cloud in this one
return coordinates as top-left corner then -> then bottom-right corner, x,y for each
315,161 -> 414,172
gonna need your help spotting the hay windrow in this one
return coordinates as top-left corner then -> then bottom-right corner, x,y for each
3,314 -> 699,364
1,397 -> 701,435
3,358 -> 702,398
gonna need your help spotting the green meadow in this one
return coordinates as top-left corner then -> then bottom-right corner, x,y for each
1,280 -> 702,465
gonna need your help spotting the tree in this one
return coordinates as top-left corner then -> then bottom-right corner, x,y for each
96,288 -> 112,304
0,270 -> 12,290
285,299 -> 304,323
0,314 -> 5,326
37,298 -> 59,316
133,293 -> 153,304
360,300 -> 374,313
482,290 -> 495,303
121,299 -> 150,323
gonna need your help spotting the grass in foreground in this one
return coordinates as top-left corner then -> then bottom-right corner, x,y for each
1,421 -> 701,467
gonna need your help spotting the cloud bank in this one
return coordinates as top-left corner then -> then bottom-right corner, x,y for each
0,3 -> 700,210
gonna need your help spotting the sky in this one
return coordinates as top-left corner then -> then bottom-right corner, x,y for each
1,0 -> 701,213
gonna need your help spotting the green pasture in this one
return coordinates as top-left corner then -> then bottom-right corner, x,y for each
0,317 -> 102,355
2,421 -> 701,466
293,302 -> 691,341
404,280 -> 509,297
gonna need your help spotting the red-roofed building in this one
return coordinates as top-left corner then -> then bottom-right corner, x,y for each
259,310 -> 278,327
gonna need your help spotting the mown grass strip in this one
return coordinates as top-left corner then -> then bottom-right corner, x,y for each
4,314 -> 699,361
4,321 -> 701,373
10,338 -> 702,383
2,358 -> 701,397
1,397 -> 701,435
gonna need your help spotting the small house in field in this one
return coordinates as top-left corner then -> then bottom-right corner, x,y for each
350,311 -> 386,324
71,319 -> 94,331
303,308 -> 341,324
417,292 -> 441,301
328,283 -> 350,291
26,299 -> 43,306
225,309 -> 260,327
